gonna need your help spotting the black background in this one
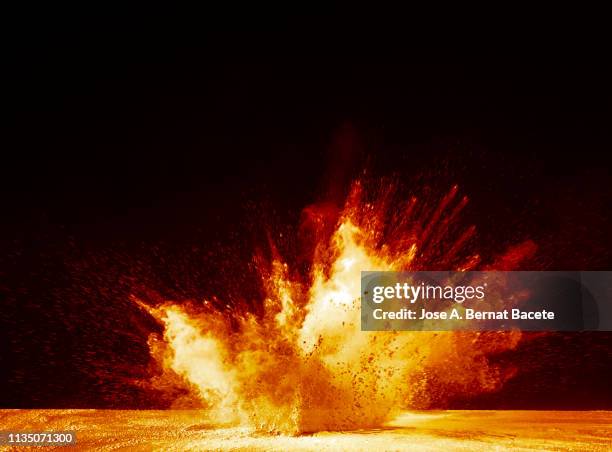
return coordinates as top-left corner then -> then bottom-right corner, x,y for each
2,14 -> 611,408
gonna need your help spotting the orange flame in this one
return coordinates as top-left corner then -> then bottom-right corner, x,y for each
135,180 -> 531,434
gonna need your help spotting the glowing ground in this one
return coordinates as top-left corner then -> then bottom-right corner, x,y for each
1,410 -> 610,451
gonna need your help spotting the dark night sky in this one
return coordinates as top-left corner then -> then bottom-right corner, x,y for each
1,15 -> 611,408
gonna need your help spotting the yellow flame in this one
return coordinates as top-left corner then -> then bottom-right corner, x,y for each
158,306 -> 243,424
139,184 -> 522,434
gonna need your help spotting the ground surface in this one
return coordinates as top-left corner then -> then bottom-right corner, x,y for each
1,410 -> 611,451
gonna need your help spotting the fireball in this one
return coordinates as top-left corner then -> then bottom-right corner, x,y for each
135,179 -> 532,434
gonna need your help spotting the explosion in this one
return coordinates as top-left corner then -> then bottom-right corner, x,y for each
134,179 -> 534,434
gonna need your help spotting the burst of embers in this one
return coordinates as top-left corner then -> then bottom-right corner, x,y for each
133,179 -> 536,434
